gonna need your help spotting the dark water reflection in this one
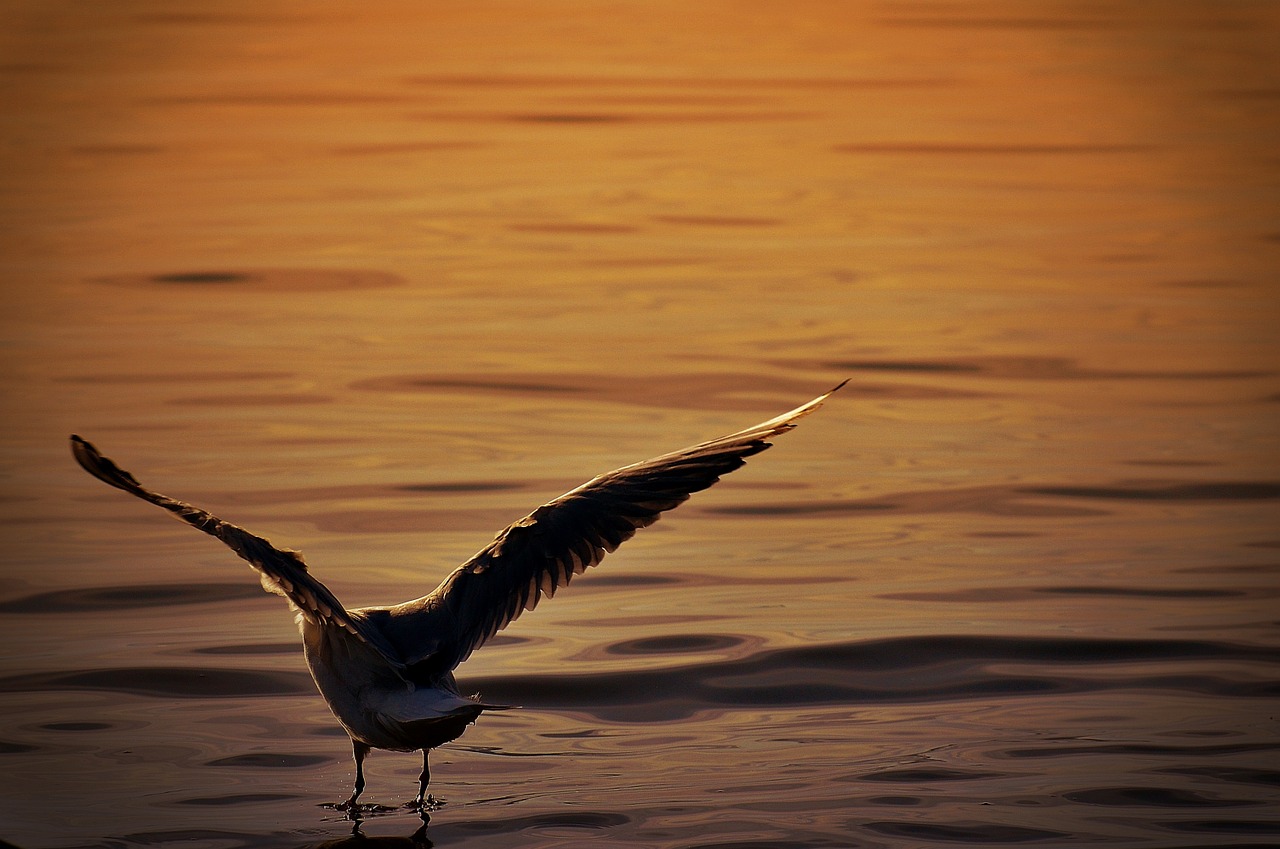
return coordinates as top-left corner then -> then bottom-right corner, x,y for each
0,583 -> 264,614
4,620 -> 1279,845
8,632 -> 1273,716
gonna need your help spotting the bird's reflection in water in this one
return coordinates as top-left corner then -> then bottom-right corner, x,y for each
312,812 -> 433,848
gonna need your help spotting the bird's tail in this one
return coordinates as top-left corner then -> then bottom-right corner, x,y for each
470,694 -> 518,711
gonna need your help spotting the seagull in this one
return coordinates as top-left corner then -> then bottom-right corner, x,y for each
69,382 -> 843,812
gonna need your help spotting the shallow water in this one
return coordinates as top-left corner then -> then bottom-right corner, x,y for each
1,1 -> 1278,847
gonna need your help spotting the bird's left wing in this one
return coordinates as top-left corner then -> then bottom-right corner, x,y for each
69,435 -> 407,670
385,382 -> 845,675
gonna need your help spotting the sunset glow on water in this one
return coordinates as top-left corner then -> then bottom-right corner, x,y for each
1,2 -> 1278,847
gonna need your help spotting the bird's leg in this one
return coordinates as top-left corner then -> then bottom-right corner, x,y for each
415,750 -> 431,808
402,749 -> 439,814
340,740 -> 370,812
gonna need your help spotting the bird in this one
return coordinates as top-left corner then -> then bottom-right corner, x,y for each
69,381 -> 844,813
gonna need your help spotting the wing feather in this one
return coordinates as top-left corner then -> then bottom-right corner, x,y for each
385,382 -> 845,673
69,435 -> 407,670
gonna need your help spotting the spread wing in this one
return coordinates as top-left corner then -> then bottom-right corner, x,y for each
69,435 -> 406,670
384,382 -> 845,675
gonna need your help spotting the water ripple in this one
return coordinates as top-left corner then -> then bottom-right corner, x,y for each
8,636 -> 1274,716
1064,786 -> 1258,807
853,767 -> 1009,782
464,635 -> 1280,720
862,821 -> 1069,842
349,371 -> 974,412
0,666 -> 314,698
809,354 -> 1275,381
705,479 -> 1280,520
92,268 -> 404,292
0,583 -> 265,614
1153,766 -> 1280,787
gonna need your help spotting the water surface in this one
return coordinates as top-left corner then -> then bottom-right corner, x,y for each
1,1 -> 1277,847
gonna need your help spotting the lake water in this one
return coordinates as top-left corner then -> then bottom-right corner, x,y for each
1,2 -> 1278,847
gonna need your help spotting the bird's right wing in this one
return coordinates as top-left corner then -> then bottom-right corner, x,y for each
69,435 -> 406,670
384,382 -> 845,675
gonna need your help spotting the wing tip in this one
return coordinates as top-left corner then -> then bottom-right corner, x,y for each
767,378 -> 849,432
70,433 -> 115,484
70,434 -> 150,496
69,433 -> 94,461
814,378 -> 849,405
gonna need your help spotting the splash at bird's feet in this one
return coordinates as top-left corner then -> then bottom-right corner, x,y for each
406,794 -> 447,812
321,800 -> 401,820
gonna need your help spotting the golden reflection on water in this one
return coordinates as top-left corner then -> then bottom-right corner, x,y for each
1,1 -> 1278,847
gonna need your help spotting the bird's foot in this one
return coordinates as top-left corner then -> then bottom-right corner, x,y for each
406,794 -> 446,812
322,799 -> 358,814
321,800 -> 399,820
320,799 -> 363,822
